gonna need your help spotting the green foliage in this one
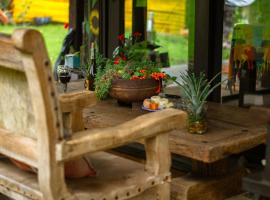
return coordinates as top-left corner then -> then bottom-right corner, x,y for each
112,35 -> 150,62
0,24 -> 67,64
94,32 -> 171,100
94,56 -> 161,100
95,69 -> 114,100
175,71 -> 222,123
94,56 -> 116,100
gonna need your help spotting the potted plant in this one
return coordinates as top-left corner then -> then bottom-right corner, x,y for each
95,32 -> 169,103
175,71 -> 221,134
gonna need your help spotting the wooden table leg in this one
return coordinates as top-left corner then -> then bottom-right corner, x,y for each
171,157 -> 246,200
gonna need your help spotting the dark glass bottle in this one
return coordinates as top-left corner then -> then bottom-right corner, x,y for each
86,42 -> 97,91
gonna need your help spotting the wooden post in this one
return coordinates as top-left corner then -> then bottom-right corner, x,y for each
194,0 -> 225,102
69,0 -> 84,51
98,0 -> 107,56
145,133 -> 171,200
132,0 -> 147,41
187,0 -> 195,69
98,0 -> 125,58
107,0 -> 125,58
239,67 -> 257,107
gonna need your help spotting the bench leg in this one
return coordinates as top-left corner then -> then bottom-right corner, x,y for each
155,183 -> 170,200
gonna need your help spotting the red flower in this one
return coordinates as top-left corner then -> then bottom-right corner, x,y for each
133,32 -> 142,37
64,22 -> 69,29
130,76 -> 140,80
118,34 -> 125,41
139,69 -> 146,74
120,53 -> 127,61
114,57 -> 121,65
151,72 -> 167,80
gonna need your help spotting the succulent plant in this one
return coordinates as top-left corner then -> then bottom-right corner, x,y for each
175,71 -> 221,123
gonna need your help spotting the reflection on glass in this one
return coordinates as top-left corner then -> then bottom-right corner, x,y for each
222,0 -> 270,99
125,0 -> 195,91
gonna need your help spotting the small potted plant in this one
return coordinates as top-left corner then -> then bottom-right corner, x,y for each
175,71 -> 221,134
95,32 -> 169,103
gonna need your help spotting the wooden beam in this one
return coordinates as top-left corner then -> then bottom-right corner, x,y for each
69,0 -> 84,51
0,128 -> 38,168
132,0 -> 147,41
194,0 -> 225,102
107,0 -> 125,58
98,0 -> 107,56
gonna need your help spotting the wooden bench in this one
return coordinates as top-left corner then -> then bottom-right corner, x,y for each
0,29 -> 187,200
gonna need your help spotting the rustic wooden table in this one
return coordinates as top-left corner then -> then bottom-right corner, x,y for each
64,81 -> 268,200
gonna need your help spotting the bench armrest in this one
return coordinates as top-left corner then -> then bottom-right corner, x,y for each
56,109 -> 187,162
59,90 -> 96,113
58,91 -> 97,137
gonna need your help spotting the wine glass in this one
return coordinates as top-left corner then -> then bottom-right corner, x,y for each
57,65 -> 71,92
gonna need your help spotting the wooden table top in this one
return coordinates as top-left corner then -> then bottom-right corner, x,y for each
61,81 -> 268,163
83,100 -> 267,163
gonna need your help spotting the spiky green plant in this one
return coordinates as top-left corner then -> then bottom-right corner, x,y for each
175,71 -> 222,123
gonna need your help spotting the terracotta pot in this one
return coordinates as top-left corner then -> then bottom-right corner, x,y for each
110,79 -> 159,103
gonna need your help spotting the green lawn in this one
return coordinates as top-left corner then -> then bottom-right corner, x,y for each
157,33 -> 188,65
0,24 -> 67,64
0,24 -> 195,66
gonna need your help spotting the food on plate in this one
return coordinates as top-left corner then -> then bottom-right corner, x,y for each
143,96 -> 174,110
149,102 -> 159,110
151,96 -> 161,102
158,98 -> 169,109
143,99 -> 151,108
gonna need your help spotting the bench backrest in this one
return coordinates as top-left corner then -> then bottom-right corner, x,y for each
0,37 -> 36,139
0,29 -> 67,198
0,29 -> 63,141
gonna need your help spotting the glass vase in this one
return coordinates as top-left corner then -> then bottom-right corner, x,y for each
188,119 -> 208,134
187,104 -> 208,134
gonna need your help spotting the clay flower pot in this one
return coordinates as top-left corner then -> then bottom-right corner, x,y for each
110,78 -> 159,103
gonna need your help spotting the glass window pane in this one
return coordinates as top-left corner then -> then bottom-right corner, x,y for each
222,0 -> 270,100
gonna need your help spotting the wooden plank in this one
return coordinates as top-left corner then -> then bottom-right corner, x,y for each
0,158 -> 41,200
59,90 -> 96,113
0,38 -> 24,72
169,126 -> 266,163
68,152 -> 168,200
84,100 -> 267,163
0,152 -> 168,200
0,128 -> 37,168
171,169 -> 245,200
